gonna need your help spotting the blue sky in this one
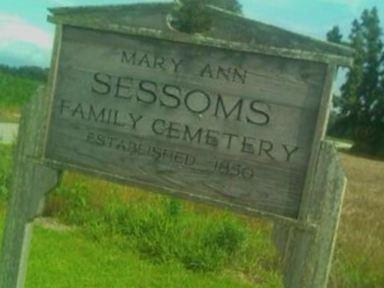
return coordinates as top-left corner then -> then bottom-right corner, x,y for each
0,0 -> 383,67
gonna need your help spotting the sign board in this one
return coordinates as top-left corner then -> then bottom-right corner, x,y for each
43,4 -> 353,219
1,4 -> 353,288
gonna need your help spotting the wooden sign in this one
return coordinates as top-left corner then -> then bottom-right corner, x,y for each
43,19 -> 344,220
0,3 -> 353,288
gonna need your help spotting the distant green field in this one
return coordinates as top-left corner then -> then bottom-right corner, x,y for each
0,71 -> 42,122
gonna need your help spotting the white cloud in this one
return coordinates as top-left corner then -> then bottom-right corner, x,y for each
0,13 -> 52,50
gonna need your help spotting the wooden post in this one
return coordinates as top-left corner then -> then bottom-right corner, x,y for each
274,141 -> 347,288
0,88 -> 60,288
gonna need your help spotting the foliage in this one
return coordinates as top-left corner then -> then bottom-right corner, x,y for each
172,0 -> 242,33
327,7 -> 384,156
326,25 -> 343,44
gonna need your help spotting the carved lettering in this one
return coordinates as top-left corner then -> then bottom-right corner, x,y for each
283,145 -> 299,162
91,72 -> 271,126
121,50 -> 183,74
199,64 -> 248,84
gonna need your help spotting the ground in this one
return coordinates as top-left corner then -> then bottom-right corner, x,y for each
0,144 -> 383,287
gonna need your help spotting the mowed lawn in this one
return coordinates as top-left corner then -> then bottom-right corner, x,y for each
25,227 -> 254,288
0,213 -> 271,288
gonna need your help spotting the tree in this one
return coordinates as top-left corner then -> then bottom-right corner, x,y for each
172,0 -> 242,33
336,20 -> 365,138
357,8 -> 383,153
326,25 -> 343,44
0,64 -> 48,82
327,7 -> 384,156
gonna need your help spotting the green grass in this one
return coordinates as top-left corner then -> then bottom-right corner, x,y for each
44,174 -> 282,285
1,139 -> 384,287
0,213 -> 279,288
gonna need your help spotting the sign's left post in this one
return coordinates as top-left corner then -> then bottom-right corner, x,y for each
0,87 -> 61,288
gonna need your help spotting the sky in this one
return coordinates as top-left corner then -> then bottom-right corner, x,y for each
0,0 -> 383,67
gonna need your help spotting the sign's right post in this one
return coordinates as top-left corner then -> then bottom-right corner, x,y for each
273,65 -> 347,288
276,141 -> 347,287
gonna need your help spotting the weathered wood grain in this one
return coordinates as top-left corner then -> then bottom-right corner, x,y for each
274,141 -> 347,288
59,26 -> 326,111
44,26 -> 328,218
0,89 -> 61,288
299,64 -> 337,220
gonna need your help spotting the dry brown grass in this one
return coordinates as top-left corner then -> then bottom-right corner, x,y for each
329,152 -> 384,288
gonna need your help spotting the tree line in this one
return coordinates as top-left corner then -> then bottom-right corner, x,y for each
327,7 -> 384,156
0,64 -> 48,82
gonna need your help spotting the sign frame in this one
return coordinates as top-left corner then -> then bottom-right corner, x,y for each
39,3 -> 351,223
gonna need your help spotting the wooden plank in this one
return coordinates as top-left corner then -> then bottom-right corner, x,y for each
299,64 -> 337,220
44,26 -> 328,218
0,89 -> 61,288
41,24 -> 64,159
61,26 -> 326,109
277,141 -> 346,288
0,24 -> 63,288
273,65 -> 342,287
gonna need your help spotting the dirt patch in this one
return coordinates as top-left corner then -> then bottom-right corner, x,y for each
35,217 -> 74,232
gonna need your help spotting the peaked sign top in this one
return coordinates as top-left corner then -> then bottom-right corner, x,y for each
48,2 -> 353,67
